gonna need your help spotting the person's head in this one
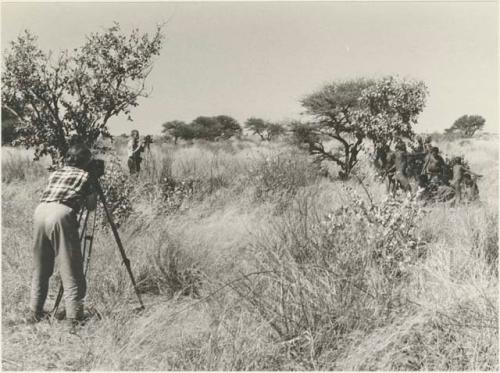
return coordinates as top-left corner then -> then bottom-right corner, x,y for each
66,143 -> 92,169
424,135 -> 432,144
453,156 -> 462,165
415,135 -> 423,144
131,130 -> 139,139
431,146 -> 439,155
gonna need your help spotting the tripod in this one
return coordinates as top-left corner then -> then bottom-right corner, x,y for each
51,181 -> 145,319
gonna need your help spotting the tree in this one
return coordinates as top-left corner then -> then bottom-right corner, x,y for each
245,117 -> 268,140
445,115 -> 485,138
191,116 -> 221,141
2,23 -> 164,163
266,122 -> 286,140
295,76 -> 427,178
162,120 -> 193,144
245,117 -> 286,141
190,115 -> 241,141
357,76 -> 428,145
216,115 -> 242,139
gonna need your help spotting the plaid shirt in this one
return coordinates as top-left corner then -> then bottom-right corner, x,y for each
40,166 -> 92,210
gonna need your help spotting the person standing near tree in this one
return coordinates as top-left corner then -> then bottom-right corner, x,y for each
127,130 -> 145,175
29,144 -> 97,327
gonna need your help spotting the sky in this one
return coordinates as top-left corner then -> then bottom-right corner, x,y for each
2,1 -> 498,135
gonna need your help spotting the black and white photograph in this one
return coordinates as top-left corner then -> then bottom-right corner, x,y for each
1,0 -> 498,370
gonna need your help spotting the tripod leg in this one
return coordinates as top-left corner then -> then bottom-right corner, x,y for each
84,208 -> 98,277
95,182 -> 145,310
81,209 -> 91,260
51,286 -> 65,320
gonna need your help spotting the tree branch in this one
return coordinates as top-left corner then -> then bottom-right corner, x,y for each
308,141 -> 345,169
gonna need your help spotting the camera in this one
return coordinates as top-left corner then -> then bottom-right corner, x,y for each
143,135 -> 153,146
86,159 -> 105,179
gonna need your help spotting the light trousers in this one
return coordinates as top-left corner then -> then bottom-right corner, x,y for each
30,202 -> 86,319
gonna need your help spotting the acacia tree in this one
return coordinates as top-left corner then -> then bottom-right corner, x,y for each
245,117 -> 267,140
190,116 -> 221,141
190,115 -> 241,141
2,23 -> 164,163
245,117 -> 286,141
216,115 -> 242,139
445,114 -> 485,138
162,120 -> 193,144
295,77 -> 427,178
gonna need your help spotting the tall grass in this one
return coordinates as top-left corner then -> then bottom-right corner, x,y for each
1,136 -> 497,370
1,147 -> 48,183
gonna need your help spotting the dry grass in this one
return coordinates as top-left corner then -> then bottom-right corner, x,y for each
1,136 -> 497,370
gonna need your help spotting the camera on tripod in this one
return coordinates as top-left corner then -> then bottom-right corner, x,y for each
86,159 -> 105,179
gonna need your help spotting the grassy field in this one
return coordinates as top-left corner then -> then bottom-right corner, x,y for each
1,136 -> 498,370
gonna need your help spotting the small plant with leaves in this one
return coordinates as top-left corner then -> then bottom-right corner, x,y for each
97,156 -> 134,226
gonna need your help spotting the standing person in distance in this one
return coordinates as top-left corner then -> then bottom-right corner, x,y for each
128,129 -> 145,175
29,143 -> 97,328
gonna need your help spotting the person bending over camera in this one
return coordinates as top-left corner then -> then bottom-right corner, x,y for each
29,143 -> 97,326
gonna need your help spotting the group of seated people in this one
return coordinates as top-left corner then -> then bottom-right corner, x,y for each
375,135 -> 480,204
415,155 -> 480,204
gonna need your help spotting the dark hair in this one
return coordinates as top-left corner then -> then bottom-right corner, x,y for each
66,144 -> 92,169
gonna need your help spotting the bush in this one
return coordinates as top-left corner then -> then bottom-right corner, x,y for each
98,155 -> 134,226
134,231 -> 203,297
230,189 -> 426,368
247,150 -> 321,211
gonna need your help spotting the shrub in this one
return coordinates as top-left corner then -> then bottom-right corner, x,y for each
230,188 -> 426,367
98,155 -> 134,226
246,150 -> 321,211
337,296 -> 498,370
134,231 -> 203,297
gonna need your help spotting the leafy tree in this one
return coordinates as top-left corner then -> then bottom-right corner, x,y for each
358,77 -> 428,145
445,114 -> 486,138
2,23 -> 164,163
245,117 -> 286,141
266,122 -> 286,140
190,115 -> 241,141
162,120 -> 193,144
245,117 -> 268,140
295,77 -> 427,178
216,115 -> 242,139
191,116 -> 221,141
